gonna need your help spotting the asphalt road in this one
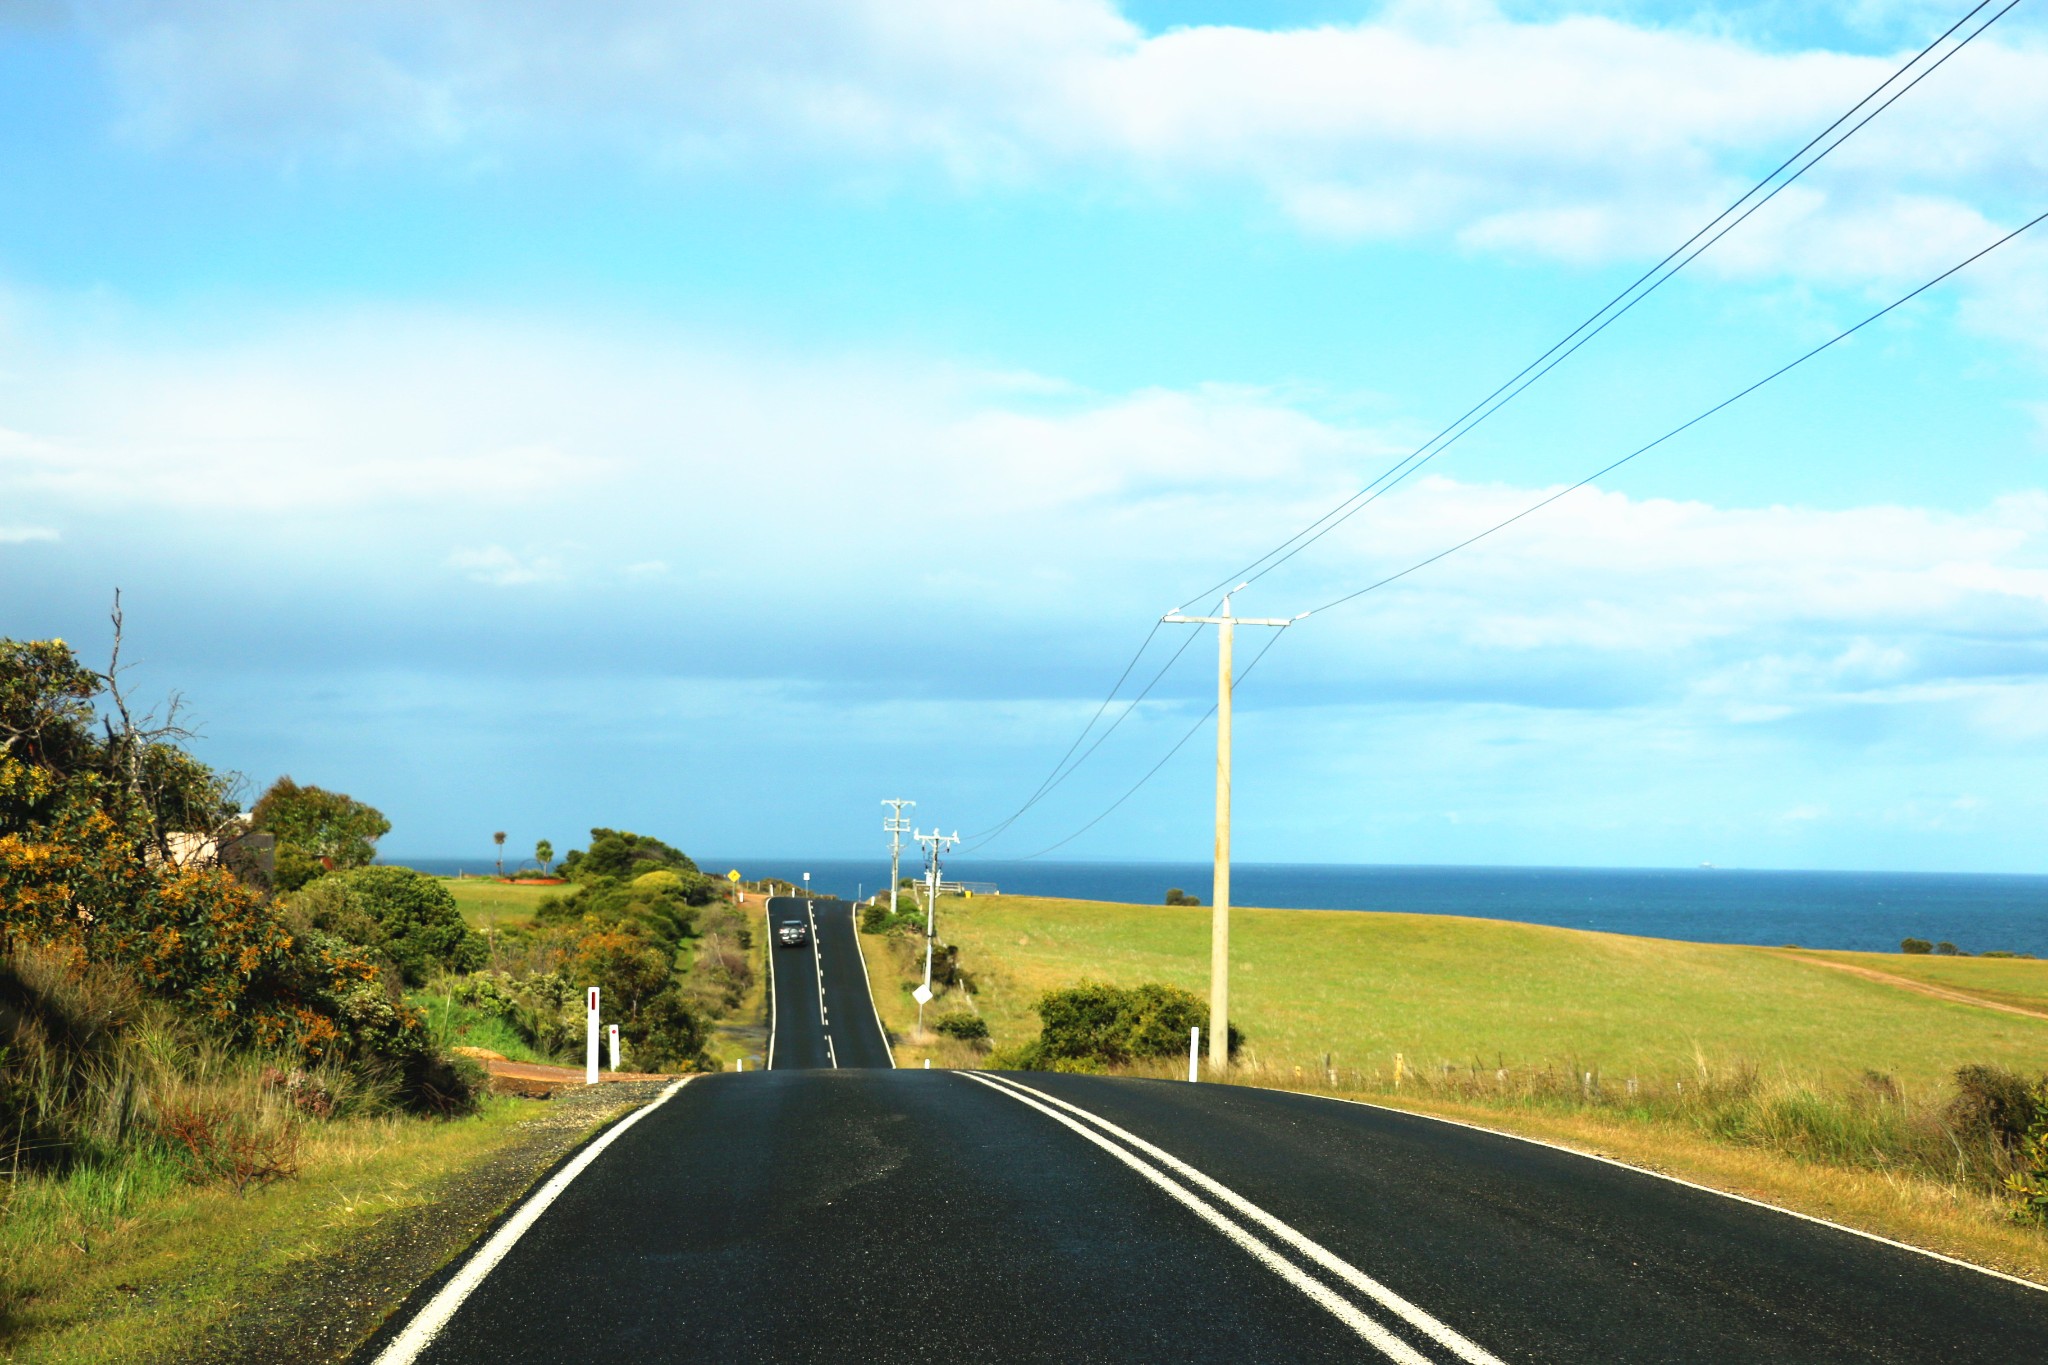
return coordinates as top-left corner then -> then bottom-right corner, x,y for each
361,908 -> 2048,1363
764,895 -> 895,1071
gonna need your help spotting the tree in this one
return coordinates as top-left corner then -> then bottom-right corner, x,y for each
536,838 -> 554,875
321,865 -> 486,987
493,830 -> 506,877
560,828 -> 699,883
251,777 -> 390,891
0,629 -> 447,1101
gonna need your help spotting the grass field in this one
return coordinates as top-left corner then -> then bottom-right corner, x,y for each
922,897 -> 2048,1090
0,1098 -> 542,1363
1792,948 -> 2048,1014
442,877 -> 569,928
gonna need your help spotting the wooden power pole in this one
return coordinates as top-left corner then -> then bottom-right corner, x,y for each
1164,587 -> 1297,1073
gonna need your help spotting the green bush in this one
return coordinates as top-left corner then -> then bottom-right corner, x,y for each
1164,888 -> 1201,906
560,828 -> 701,884
1900,937 -> 1933,954
1946,1064 -> 2042,1151
324,866 -> 487,987
934,1012 -> 989,1042
994,981 -> 1241,1071
2006,1081 -> 2048,1224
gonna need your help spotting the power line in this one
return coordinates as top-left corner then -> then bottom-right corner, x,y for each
1173,0 -> 2017,612
962,619 -> 1206,850
1014,628 -> 1293,861
1299,203 -> 2048,620
969,0 -> 2016,853
1022,204 -> 2048,859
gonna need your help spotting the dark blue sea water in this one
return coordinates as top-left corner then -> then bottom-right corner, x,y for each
392,856 -> 2048,957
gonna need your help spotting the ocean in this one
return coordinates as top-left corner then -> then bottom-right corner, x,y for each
391,856 -> 2048,957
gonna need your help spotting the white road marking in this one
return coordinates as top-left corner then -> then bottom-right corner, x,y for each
980,1075 -> 1505,1365
960,1073 -> 1436,1364
372,1078 -> 693,1365
825,1034 -> 838,1069
1310,1091 -> 2048,1295
763,900 -> 778,1070
809,901 -> 830,1024
847,899 -> 898,1068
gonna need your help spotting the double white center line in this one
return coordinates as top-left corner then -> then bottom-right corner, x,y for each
808,901 -> 837,1068
961,1073 -> 1504,1365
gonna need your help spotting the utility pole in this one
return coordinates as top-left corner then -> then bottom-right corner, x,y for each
913,827 -> 960,1032
1163,585 -> 1299,1074
883,799 -> 915,915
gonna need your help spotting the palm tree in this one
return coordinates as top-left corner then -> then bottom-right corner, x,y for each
493,830 -> 506,877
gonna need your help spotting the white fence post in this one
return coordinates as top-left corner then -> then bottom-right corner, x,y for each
607,1023 -> 620,1072
1189,1025 -> 1201,1082
585,986 -> 600,1085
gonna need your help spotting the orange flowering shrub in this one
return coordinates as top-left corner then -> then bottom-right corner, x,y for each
1,636 -> 432,1070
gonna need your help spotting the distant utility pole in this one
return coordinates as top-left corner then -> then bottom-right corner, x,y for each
883,799 -> 916,914
1163,585 -> 1300,1074
913,827 -> 960,1031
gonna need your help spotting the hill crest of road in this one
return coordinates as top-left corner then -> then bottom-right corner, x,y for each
764,895 -> 895,1070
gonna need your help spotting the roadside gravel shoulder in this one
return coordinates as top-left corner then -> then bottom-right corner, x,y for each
188,1081 -> 676,1365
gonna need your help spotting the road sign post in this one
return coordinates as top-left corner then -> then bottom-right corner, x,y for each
608,1023 -> 620,1071
585,986 -> 600,1085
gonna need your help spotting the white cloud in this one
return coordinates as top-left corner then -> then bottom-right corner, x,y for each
69,2 -> 2048,281
0,525 -> 60,544
448,544 -> 563,586
6,296 -> 2048,749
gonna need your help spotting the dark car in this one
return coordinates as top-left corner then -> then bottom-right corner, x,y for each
777,919 -> 809,947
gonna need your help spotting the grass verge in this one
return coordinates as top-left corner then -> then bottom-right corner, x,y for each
1,1082 -> 674,1365
3,1097 -> 536,1363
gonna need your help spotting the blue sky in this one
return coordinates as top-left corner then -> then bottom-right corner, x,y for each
4,1 -> 2048,871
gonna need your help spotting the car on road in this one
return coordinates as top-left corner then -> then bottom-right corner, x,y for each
776,919 -> 809,947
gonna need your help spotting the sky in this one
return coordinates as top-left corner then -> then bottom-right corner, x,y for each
4,0 -> 2048,872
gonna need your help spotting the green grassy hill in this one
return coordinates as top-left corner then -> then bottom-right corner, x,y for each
935,897 -> 2048,1090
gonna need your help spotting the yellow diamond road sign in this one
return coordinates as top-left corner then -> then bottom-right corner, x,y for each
726,869 -> 741,883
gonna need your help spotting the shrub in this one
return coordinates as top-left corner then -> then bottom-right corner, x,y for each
2007,1081 -> 2048,1225
560,828 -> 700,883
326,866 -> 487,987
1164,888 -> 1201,906
623,989 -> 708,1072
997,982 -> 1241,1071
1935,941 -> 1967,956
1900,938 -> 1933,954
934,1012 -> 989,1043
1946,1064 -> 2042,1151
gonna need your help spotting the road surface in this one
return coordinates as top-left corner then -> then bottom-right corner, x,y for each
763,895 -> 895,1071
360,899 -> 2048,1363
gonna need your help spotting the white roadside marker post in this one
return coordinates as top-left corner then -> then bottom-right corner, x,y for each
1189,1026 -> 1201,1083
584,987 -> 600,1085
608,1023 -> 620,1072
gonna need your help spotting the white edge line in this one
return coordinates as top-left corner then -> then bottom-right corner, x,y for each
1296,1088 -> 2048,1295
981,1074 -> 1504,1365
373,1077 -> 693,1365
763,898 -> 778,1070
848,899 -> 899,1068
957,1073 -> 1431,1364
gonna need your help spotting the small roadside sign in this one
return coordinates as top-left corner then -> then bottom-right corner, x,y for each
726,869 -> 741,882
912,984 -> 934,1005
